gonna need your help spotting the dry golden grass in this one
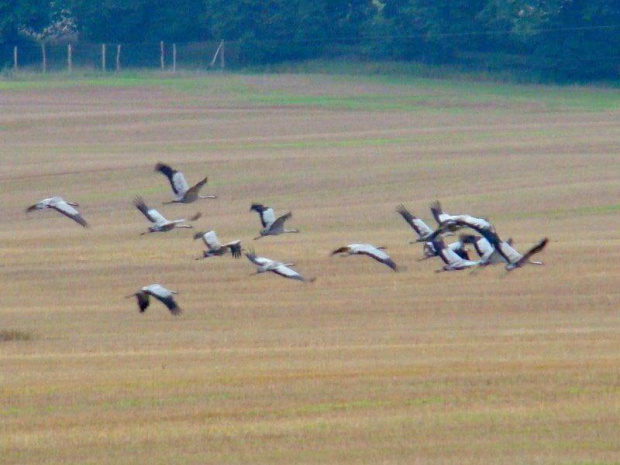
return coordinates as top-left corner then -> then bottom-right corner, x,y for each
1,74 -> 619,464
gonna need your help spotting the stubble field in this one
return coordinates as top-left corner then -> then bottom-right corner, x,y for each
1,72 -> 619,464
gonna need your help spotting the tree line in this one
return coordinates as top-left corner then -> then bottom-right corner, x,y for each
2,0 -> 619,81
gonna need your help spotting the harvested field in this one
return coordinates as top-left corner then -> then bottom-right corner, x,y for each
1,73 -> 619,464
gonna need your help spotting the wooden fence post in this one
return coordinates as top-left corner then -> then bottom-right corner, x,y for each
13,46 -> 18,72
210,40 -> 224,68
172,43 -> 177,73
116,44 -> 121,72
160,41 -> 165,69
101,43 -> 106,71
68,44 -> 72,73
41,42 -> 47,73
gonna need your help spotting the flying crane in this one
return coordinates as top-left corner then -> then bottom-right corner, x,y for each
194,230 -> 242,259
250,203 -> 299,239
155,162 -> 217,204
133,196 -> 200,234
425,200 -> 493,240
432,238 -> 483,272
245,249 -> 313,282
125,284 -> 182,315
26,196 -> 89,228
396,204 -> 468,260
331,243 -> 400,272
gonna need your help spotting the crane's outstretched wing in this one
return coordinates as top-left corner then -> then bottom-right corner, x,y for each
155,163 -> 189,198
508,238 -> 549,270
396,204 -> 433,239
433,239 -> 468,268
144,284 -> 182,315
224,240 -> 242,258
153,294 -> 181,315
245,250 -> 273,268
49,199 -> 89,228
461,234 -> 491,258
430,200 -> 453,225
271,264 -> 309,282
133,196 -> 168,225
183,177 -> 208,202
201,230 -> 221,251
135,292 -> 150,312
269,212 -> 292,232
448,214 -> 492,231
495,240 -> 523,264
251,204 -> 276,228
361,253 -> 398,271
355,244 -> 399,272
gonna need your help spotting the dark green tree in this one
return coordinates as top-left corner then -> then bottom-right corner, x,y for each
0,0 -> 19,45
204,0 -> 374,63
380,0 -> 488,62
531,0 -> 620,80
70,0 -> 209,42
1,0 -> 52,45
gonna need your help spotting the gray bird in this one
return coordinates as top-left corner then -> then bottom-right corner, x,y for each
250,203 -> 299,239
126,284 -> 181,315
245,249 -> 313,282
26,196 -> 88,228
194,230 -> 242,259
155,162 -> 217,204
134,196 -> 200,234
331,243 -> 400,272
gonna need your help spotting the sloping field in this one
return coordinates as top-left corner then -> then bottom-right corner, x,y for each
1,73 -> 619,464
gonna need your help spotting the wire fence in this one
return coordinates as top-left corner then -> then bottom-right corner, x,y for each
2,35 -> 618,79
2,41 -> 234,73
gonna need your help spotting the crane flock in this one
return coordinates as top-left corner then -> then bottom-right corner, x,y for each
26,162 -> 548,316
